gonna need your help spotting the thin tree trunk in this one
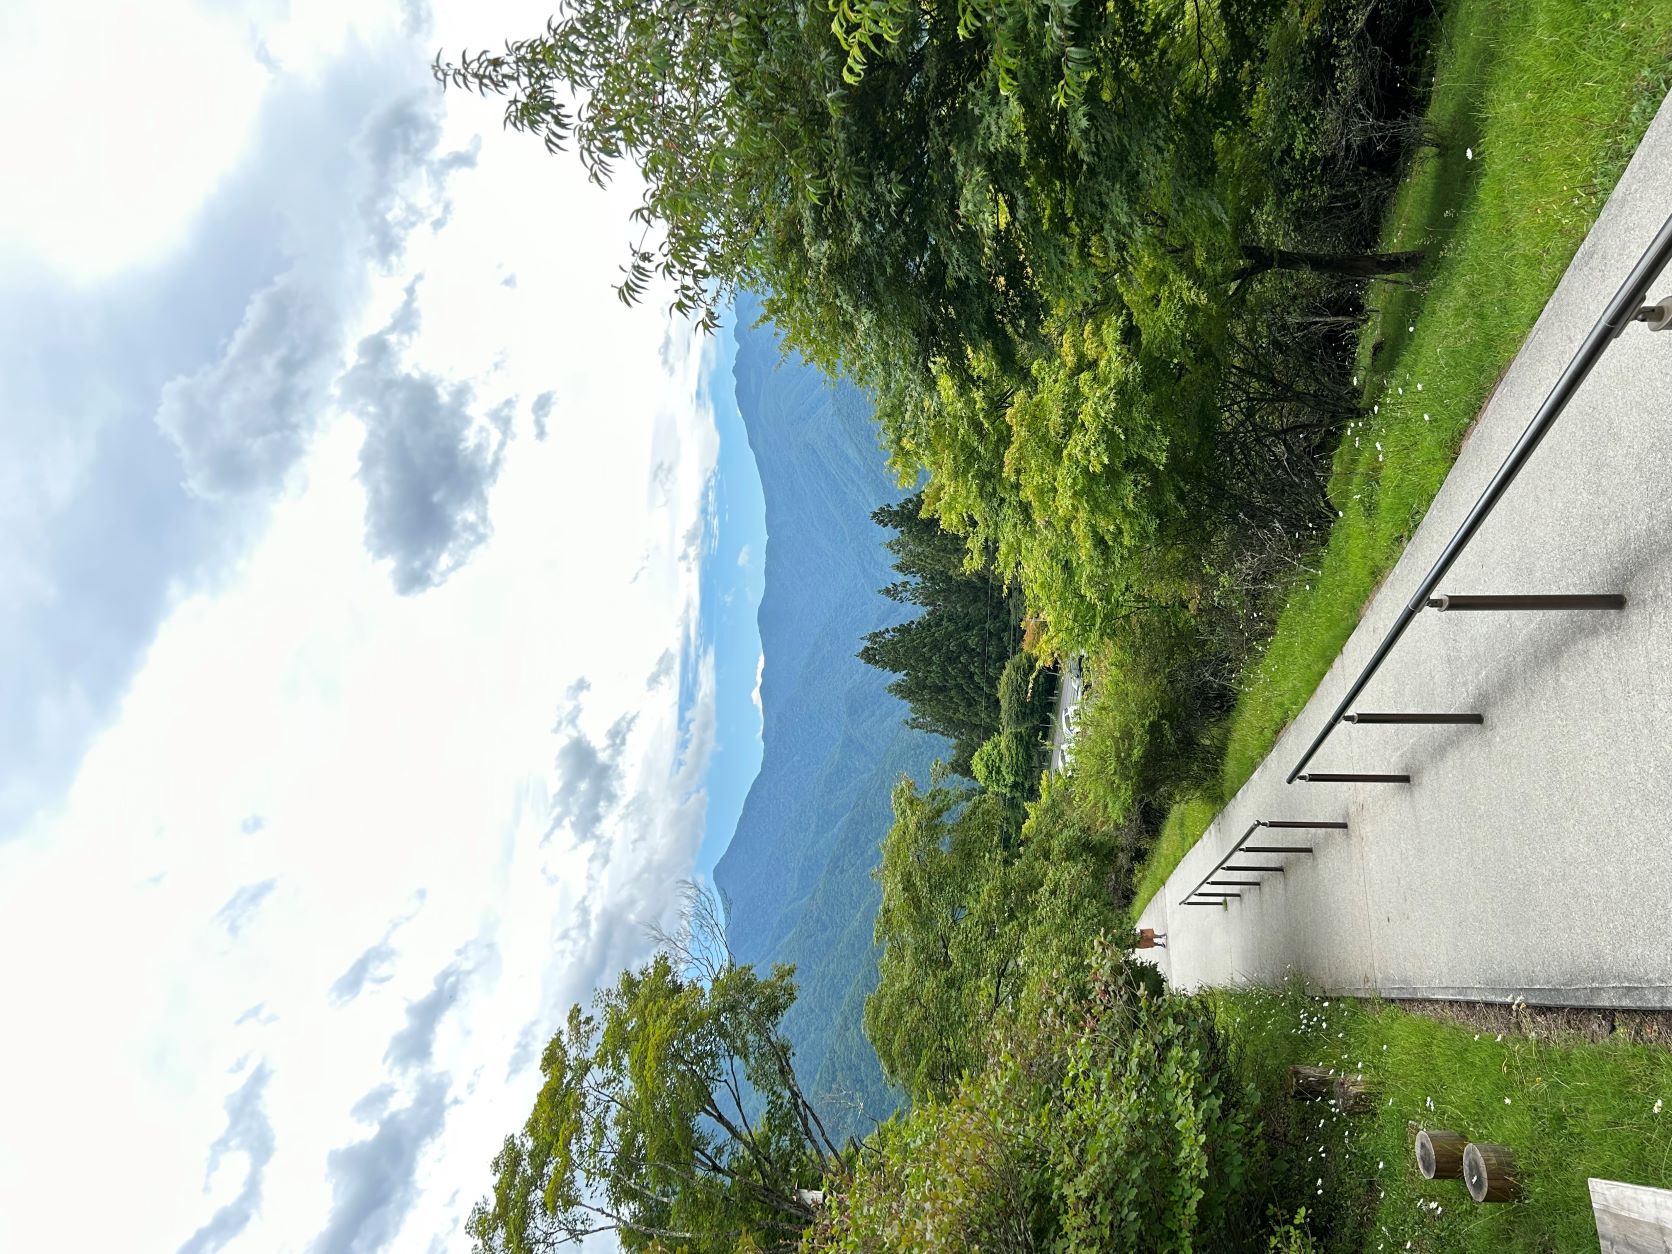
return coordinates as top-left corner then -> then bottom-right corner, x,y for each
1238,244 -> 1425,280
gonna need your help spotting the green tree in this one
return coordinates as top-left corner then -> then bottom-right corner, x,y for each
970,652 -> 1053,801
863,778 -> 1027,1101
434,0 -> 1417,395
885,305 -> 1225,655
859,493 -> 1018,772
812,936 -> 1256,1252
865,760 -> 1145,1104
468,890 -> 842,1252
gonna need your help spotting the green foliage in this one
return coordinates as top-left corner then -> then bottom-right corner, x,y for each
859,493 -> 1021,773
901,308 -> 1222,656
816,937 -> 1259,1251
970,652 -> 1053,800
434,0 -> 1356,413
468,897 -> 841,1252
865,760 -> 1153,1103
864,779 -> 1025,1100
1262,1210 -> 1322,1253
1049,995 -> 1253,1250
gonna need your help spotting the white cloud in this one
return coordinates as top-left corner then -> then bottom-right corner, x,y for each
0,0 -> 268,280
0,1 -> 731,1249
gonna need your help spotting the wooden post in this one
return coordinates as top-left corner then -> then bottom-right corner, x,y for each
1464,1142 -> 1522,1202
1415,1129 -> 1467,1180
1333,1073 -> 1379,1114
1287,1065 -> 1335,1099
1589,1178 -> 1672,1252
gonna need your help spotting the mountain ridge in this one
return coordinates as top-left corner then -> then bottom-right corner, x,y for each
711,295 -> 943,1134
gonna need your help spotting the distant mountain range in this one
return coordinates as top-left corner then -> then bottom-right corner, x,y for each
712,294 -> 943,1140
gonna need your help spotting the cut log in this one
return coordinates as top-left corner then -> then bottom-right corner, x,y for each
1415,1129 -> 1467,1180
1464,1142 -> 1522,1203
1287,1065 -> 1335,1099
1590,1177 -> 1672,1252
1333,1073 -> 1379,1114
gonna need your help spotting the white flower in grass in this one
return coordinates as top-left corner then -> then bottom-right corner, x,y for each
1654,1098 -> 1663,1115
1504,1097 -> 1512,1105
1416,382 -> 1424,391
1425,1096 -> 1434,1110
1466,147 -> 1474,160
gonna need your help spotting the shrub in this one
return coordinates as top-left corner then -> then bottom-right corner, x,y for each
818,937 -> 1258,1252
973,653 -> 1055,800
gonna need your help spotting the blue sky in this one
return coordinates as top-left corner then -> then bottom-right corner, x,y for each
688,314 -> 770,881
0,1 -> 768,1249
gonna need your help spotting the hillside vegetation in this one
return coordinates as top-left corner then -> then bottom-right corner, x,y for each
445,0 -> 1672,1246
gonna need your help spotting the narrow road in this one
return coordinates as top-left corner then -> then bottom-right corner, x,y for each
1048,656 -> 1084,774
1136,91 -> 1672,1009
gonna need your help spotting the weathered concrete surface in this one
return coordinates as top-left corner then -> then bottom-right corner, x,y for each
1135,90 -> 1672,1009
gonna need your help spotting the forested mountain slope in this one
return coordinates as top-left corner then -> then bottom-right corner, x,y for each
712,294 -> 943,1136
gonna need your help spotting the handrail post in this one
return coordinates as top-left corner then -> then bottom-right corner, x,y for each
1286,210 -> 1672,784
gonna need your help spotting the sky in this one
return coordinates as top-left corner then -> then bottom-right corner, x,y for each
0,0 -> 767,1249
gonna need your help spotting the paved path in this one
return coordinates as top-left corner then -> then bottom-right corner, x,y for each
1136,92 -> 1672,1009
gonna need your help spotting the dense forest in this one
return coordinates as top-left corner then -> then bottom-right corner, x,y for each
445,0 -> 1672,1245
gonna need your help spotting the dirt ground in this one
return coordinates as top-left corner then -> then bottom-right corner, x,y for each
1393,998 -> 1672,1051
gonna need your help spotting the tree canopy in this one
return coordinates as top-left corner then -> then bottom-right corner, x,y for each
858,493 -> 1019,772
467,891 -> 843,1253
433,0 -> 1290,386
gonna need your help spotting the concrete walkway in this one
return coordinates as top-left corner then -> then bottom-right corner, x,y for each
1135,92 -> 1672,1009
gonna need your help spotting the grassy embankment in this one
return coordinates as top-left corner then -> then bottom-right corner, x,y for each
1221,984 -> 1672,1250
1130,0 -> 1672,914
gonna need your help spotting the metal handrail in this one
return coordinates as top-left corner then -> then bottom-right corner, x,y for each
1286,209 -> 1672,784
1180,819 -> 1346,905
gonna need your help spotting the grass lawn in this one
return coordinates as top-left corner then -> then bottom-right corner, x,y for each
1219,985 -> 1672,1251
1130,0 -> 1672,917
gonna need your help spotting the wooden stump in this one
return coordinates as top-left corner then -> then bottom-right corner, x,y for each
1464,1142 -> 1522,1202
1288,1065 -> 1334,1099
1415,1129 -> 1467,1180
1333,1073 -> 1379,1114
